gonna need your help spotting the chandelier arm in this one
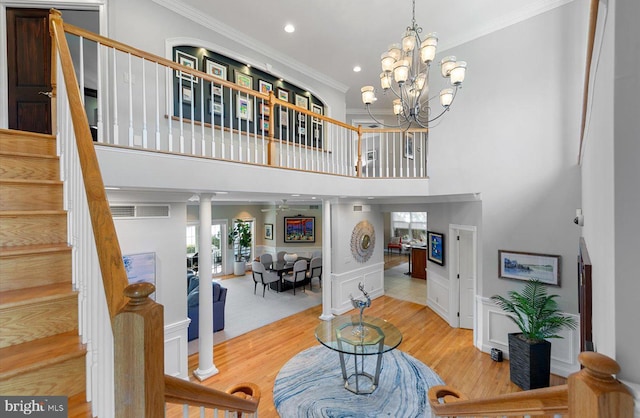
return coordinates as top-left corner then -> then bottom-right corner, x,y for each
364,105 -> 403,129
426,87 -> 459,123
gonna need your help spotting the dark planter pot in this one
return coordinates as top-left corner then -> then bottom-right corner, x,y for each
508,333 -> 551,390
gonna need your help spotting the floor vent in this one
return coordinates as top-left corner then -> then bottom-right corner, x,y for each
110,205 -> 170,218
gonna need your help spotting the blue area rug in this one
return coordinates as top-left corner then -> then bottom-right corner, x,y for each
273,345 -> 444,417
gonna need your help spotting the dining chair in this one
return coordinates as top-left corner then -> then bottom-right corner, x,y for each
307,257 -> 322,290
283,259 -> 307,295
251,261 -> 280,297
276,251 -> 287,262
259,253 -> 273,269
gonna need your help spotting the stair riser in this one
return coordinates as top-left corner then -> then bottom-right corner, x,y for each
0,249 -> 71,292
0,154 -> 59,181
0,131 -> 56,156
0,295 -> 78,348
0,183 -> 63,211
0,213 -> 67,247
0,355 -> 84,396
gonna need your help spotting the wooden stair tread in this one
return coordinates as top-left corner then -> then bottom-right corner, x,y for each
0,242 -> 71,257
0,210 -> 66,216
0,150 -> 59,160
0,330 -> 85,378
0,178 -> 63,186
0,282 -> 76,306
0,128 -> 55,141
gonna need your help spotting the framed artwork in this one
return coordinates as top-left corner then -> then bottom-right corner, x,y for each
264,223 -> 273,240
428,231 -> 445,266
204,57 -> 227,80
262,119 -> 270,131
404,132 -> 414,159
234,70 -> 253,89
295,94 -> 309,110
259,80 -> 273,95
236,95 -> 253,121
182,86 -> 192,104
298,126 -> 306,135
312,104 -> 323,123
212,101 -> 223,115
260,103 -> 270,116
278,88 -> 289,102
175,50 -> 198,83
123,252 -> 156,300
284,216 -> 315,243
212,85 -> 223,97
280,109 -> 289,128
498,250 -> 561,286
367,150 -> 376,162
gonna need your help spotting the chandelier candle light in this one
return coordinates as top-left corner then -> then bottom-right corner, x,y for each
361,0 -> 467,128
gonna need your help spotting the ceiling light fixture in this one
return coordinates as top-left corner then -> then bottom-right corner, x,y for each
360,0 -> 467,129
284,24 -> 295,33
353,66 -> 362,72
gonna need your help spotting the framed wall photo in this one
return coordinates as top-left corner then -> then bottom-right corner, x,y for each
280,109 -> 289,128
404,132 -> 414,159
123,252 -> 156,300
175,50 -> 198,83
262,119 -> 270,131
260,103 -> 270,116
295,94 -> 309,110
234,70 -> 253,89
312,104 -> 323,123
182,86 -> 192,104
212,102 -> 223,115
204,57 -> 227,80
278,88 -> 289,102
264,223 -> 273,240
236,95 -> 253,121
284,216 -> 315,243
212,85 -> 223,97
259,79 -> 273,95
428,231 -> 445,266
498,250 -> 561,286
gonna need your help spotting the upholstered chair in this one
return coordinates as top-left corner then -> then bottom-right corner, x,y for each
276,251 -> 287,262
259,253 -> 273,269
251,261 -> 281,297
387,236 -> 403,254
283,259 -> 308,295
307,257 -> 322,290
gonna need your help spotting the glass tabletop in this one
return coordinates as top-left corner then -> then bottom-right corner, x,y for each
315,315 -> 402,355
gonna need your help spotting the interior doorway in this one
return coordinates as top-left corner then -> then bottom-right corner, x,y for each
449,224 -> 477,330
211,221 -> 226,277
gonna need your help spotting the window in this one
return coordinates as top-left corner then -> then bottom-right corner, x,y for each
186,225 -> 197,254
391,212 -> 427,242
232,219 -> 254,262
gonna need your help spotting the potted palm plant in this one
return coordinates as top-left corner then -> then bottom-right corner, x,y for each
228,219 -> 252,276
491,279 -> 577,390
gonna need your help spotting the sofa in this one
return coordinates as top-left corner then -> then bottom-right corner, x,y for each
187,276 -> 227,341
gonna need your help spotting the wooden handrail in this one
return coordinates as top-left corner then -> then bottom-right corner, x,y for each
49,9 -> 129,319
578,0 -> 600,163
164,376 -> 260,414
429,351 -> 634,417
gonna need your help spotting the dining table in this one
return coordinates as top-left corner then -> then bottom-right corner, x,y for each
268,257 -> 311,291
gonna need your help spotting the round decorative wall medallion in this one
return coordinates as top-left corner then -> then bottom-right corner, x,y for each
350,220 -> 375,263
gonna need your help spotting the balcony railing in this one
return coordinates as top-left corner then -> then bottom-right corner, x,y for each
62,22 -> 428,179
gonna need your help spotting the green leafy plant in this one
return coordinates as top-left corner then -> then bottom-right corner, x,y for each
491,279 -> 577,342
228,219 -> 252,262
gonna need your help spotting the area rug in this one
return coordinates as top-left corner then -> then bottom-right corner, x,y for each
273,345 -> 444,417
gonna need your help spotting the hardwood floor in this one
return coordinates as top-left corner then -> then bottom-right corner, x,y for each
170,296 -> 565,417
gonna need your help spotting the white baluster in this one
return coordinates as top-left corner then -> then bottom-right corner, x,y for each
96,42 -> 103,143
112,48 -> 119,145
127,53 -> 133,146
155,62 -> 160,150
142,58 -> 148,148
200,81 -> 205,156
179,76 -> 185,153
167,66 -> 173,152
190,77 -> 195,154
78,37 -> 84,104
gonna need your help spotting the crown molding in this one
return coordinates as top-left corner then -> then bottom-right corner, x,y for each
152,0 -> 349,94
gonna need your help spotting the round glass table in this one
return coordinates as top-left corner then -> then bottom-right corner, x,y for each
315,314 -> 403,394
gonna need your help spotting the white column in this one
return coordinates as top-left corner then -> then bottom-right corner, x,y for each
320,199 -> 334,320
194,194 -> 218,380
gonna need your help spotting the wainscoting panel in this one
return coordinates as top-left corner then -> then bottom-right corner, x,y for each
426,270 -> 450,323
478,296 -> 581,377
331,262 -> 384,315
164,318 -> 190,378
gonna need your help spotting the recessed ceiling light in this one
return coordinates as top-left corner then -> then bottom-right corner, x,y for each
311,196 -> 317,200
353,66 -> 362,72
215,191 -> 228,195
291,194 -> 300,197
284,24 -> 295,33
367,197 -> 375,199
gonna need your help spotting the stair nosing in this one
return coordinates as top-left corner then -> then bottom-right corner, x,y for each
0,284 -> 77,307
0,178 -> 62,186
0,210 -> 67,216
0,243 -> 72,257
0,129 -> 55,141
0,151 -> 59,160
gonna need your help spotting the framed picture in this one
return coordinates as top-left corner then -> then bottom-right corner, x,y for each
284,216 -> 315,243
278,88 -> 289,102
262,119 -> 270,131
312,104 -> 323,123
182,86 -> 192,104
123,252 -> 156,300
212,101 -> 223,115
236,95 -> 253,121
264,223 -> 273,240
260,103 -> 270,116
298,126 -> 306,135
280,109 -> 289,128
428,231 -> 445,266
175,50 -> 198,83
259,80 -> 273,95
234,70 -> 253,89
212,85 -> 223,97
204,57 -> 227,80
367,150 -> 376,162
404,132 -> 414,159
498,250 -> 561,286
295,94 -> 309,110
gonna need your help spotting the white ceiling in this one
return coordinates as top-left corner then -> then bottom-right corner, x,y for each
167,0 -> 572,112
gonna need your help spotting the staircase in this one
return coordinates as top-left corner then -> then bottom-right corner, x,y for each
0,128 -> 87,404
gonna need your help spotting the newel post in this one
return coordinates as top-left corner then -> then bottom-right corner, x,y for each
114,283 -> 165,417
568,352 -> 634,418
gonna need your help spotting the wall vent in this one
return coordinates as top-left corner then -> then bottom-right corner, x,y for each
353,205 -> 371,212
110,204 -> 170,218
309,205 -> 320,210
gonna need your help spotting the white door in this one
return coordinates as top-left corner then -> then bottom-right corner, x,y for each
211,221 -> 227,277
458,230 -> 475,329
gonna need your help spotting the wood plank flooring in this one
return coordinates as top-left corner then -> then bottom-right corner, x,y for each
170,296 -> 565,417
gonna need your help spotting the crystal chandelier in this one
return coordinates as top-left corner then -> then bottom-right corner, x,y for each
360,0 -> 467,129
